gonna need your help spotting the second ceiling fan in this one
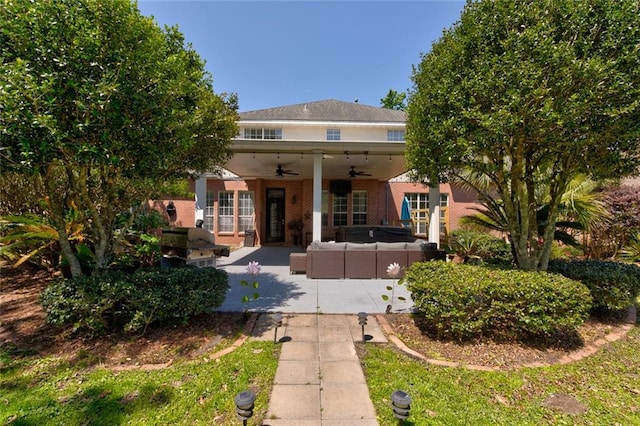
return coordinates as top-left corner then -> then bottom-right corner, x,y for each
349,166 -> 371,178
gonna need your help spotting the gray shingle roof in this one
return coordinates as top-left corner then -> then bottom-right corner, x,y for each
239,99 -> 405,123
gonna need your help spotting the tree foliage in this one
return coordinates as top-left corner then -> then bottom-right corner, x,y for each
406,0 -> 640,270
0,0 -> 238,276
380,89 -> 407,111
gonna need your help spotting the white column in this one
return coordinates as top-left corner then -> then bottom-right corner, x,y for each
194,174 -> 207,224
428,184 -> 440,247
312,151 -> 323,242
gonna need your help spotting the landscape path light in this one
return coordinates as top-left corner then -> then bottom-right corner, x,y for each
391,389 -> 412,422
357,312 -> 368,343
234,390 -> 256,425
271,312 -> 283,343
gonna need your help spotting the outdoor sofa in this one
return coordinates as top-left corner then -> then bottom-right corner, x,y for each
304,241 -> 445,279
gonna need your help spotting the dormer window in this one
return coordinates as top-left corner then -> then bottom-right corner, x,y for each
327,128 -> 341,141
243,128 -> 282,139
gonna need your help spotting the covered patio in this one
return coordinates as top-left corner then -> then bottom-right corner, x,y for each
189,100 -> 444,248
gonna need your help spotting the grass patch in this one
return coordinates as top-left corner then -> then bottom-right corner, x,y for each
362,326 -> 640,425
0,341 -> 278,425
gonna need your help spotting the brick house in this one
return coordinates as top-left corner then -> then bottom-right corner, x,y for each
162,99 -> 480,247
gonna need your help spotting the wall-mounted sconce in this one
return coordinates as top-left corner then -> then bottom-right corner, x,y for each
291,194 -> 297,204
166,201 -> 177,218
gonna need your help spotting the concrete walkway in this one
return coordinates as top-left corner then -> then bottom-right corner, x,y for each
252,313 -> 386,425
216,246 -> 404,425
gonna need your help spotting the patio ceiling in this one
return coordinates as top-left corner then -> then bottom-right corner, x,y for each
224,139 -> 408,181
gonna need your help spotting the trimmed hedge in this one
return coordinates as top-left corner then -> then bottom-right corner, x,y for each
41,266 -> 229,335
548,259 -> 640,312
447,229 -> 513,266
404,262 -> 592,341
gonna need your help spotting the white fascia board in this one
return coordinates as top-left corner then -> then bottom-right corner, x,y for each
239,120 -> 405,128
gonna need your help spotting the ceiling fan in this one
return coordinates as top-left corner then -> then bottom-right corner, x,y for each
276,164 -> 299,177
349,166 -> 371,178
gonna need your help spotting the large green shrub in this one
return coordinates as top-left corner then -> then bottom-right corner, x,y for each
447,229 -> 513,266
41,266 -> 229,335
548,259 -> 640,312
404,262 -> 592,341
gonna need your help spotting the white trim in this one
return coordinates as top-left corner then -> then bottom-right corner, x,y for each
239,120 -> 405,128
313,151 -> 323,242
428,185 -> 440,247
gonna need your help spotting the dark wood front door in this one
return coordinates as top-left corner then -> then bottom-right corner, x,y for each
266,188 -> 285,243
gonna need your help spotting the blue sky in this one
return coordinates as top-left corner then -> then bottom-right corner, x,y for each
137,1 -> 465,112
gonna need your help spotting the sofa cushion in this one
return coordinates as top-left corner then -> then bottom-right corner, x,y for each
346,242 -> 377,251
376,242 -> 407,250
406,242 -> 423,250
311,241 -> 346,250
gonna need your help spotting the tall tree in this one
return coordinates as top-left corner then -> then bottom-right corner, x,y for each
0,0 -> 238,277
380,89 -> 407,111
406,0 -> 640,271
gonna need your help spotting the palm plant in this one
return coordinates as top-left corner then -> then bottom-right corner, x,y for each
621,232 -> 640,262
0,213 -> 85,268
458,172 -> 610,252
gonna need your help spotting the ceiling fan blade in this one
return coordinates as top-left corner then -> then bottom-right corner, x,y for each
349,166 -> 371,178
276,165 -> 299,176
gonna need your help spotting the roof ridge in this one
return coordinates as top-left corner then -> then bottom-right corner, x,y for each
239,99 -> 405,123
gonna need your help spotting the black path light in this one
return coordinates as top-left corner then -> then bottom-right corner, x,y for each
271,312 -> 283,343
357,312 -> 368,343
391,390 -> 412,422
234,390 -> 256,425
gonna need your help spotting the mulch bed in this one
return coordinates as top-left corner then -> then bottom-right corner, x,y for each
383,312 -> 631,369
1,264 -> 634,370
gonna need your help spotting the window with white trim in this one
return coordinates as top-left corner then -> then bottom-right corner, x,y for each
205,191 -> 215,231
387,130 -> 405,141
405,193 -> 428,235
404,192 -> 449,235
326,128 -> 341,141
238,191 -> 254,233
218,191 -> 234,233
243,128 -> 282,139
352,191 -> 367,225
439,193 -> 449,234
332,194 -> 348,226
263,128 -> 282,139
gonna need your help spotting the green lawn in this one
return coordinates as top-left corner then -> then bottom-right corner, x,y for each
362,325 -> 640,425
3,318 -> 638,425
1,341 -> 278,425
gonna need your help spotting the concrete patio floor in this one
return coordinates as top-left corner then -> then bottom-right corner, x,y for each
215,246 -> 414,315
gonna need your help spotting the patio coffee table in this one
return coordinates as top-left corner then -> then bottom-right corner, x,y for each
289,253 -> 307,274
